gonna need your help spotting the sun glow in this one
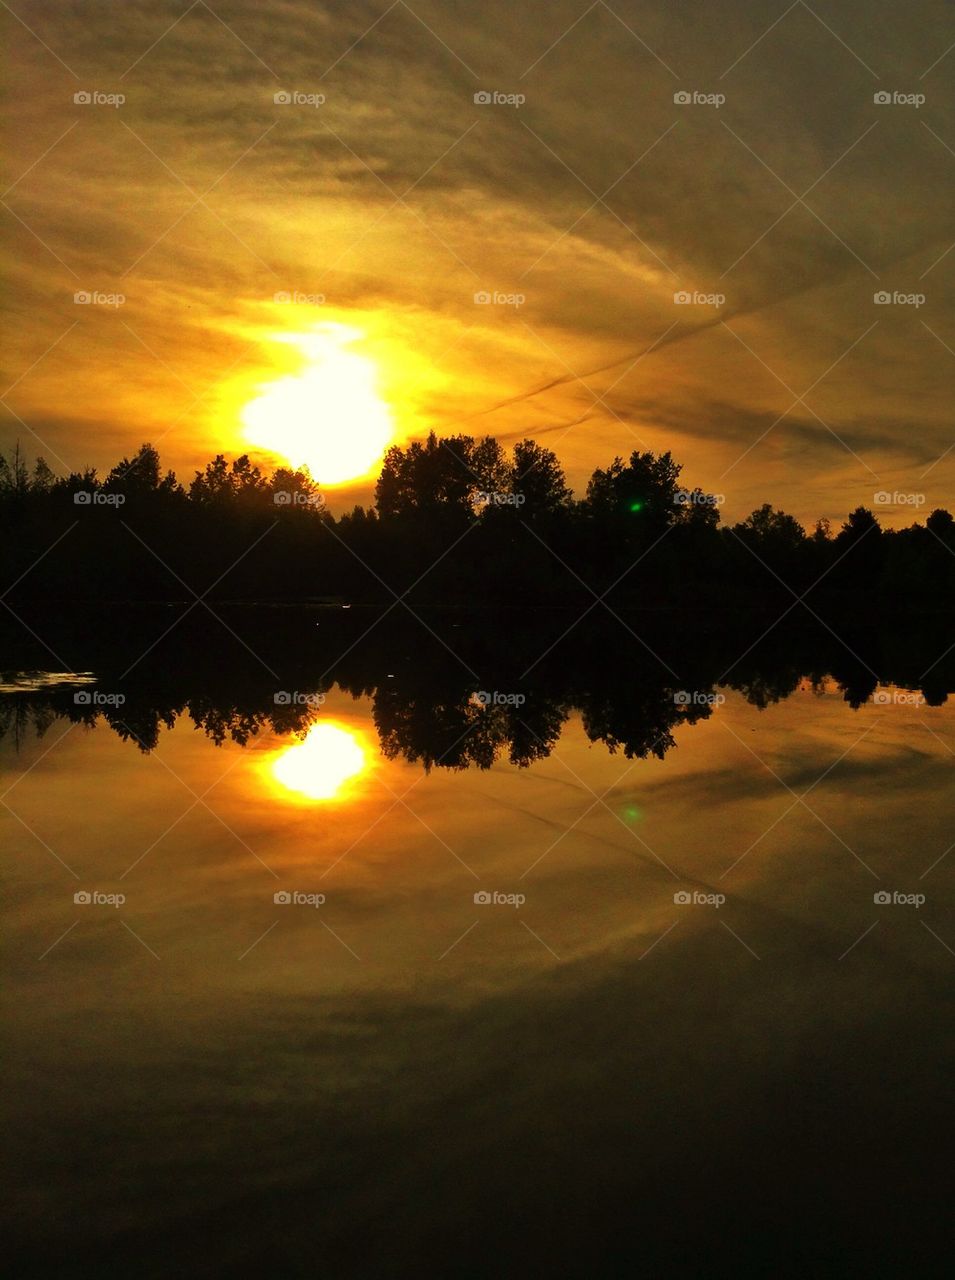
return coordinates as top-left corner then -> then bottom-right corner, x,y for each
240,323 -> 394,486
269,721 -> 368,801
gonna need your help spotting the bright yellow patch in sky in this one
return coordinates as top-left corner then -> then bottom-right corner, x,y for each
241,323 -> 395,486
270,721 -> 368,801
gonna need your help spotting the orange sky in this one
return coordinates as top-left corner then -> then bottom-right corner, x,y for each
2,0 -> 953,523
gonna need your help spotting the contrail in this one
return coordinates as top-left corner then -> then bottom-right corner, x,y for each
427,235 -> 939,439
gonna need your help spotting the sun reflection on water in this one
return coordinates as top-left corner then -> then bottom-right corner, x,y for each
268,721 -> 369,801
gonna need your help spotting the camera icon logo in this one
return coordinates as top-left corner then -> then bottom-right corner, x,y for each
274,691 -> 292,705
673,890 -> 691,904
73,290 -> 92,304
474,691 -> 491,706
274,890 -> 292,904
473,291 -> 491,304
673,690 -> 690,705
73,691 -> 92,705
873,91 -> 891,105
474,91 -> 492,104
873,891 -> 891,904
474,890 -> 492,904
673,91 -> 691,104
273,491 -> 292,505
273,291 -> 291,304
274,90 -> 292,104
73,490 -> 92,504
74,890 -> 92,904
872,690 -> 892,704
673,290 -> 691,304
873,291 -> 891,304
73,91 -> 92,105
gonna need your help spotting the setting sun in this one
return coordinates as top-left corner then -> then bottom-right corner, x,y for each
241,324 -> 394,486
269,721 -> 368,801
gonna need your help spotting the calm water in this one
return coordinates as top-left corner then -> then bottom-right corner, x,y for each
2,612 -> 953,1275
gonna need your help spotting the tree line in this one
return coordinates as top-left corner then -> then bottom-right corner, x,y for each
4,626 -> 948,764
2,434 -> 953,607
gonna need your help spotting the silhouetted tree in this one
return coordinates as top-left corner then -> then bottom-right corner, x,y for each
927,508 -> 955,539
0,438 -> 951,613
585,449 -> 682,534
833,506 -> 883,593
510,440 -> 572,517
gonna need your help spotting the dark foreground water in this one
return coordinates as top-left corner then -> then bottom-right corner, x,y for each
2,609 -> 953,1276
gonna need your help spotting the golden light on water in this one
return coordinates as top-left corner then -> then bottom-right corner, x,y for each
240,323 -> 395,486
269,721 -> 368,801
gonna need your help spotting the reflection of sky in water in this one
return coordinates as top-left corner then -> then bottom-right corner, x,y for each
3,685 -> 952,1270
266,721 -> 369,802
3,685 -> 953,988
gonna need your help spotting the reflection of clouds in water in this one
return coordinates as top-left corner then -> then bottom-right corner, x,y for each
5,678 -> 953,1271
11,903 -> 949,1274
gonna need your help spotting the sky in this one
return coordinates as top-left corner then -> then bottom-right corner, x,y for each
2,0 -> 953,524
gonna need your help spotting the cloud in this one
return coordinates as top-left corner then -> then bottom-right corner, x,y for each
2,0 -> 952,524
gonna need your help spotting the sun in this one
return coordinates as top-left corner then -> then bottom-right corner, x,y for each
240,323 -> 395,486
268,721 -> 368,801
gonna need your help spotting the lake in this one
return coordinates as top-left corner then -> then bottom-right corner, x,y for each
2,608 -> 952,1275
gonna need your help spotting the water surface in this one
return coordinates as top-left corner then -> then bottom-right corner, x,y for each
3,613 -> 953,1274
